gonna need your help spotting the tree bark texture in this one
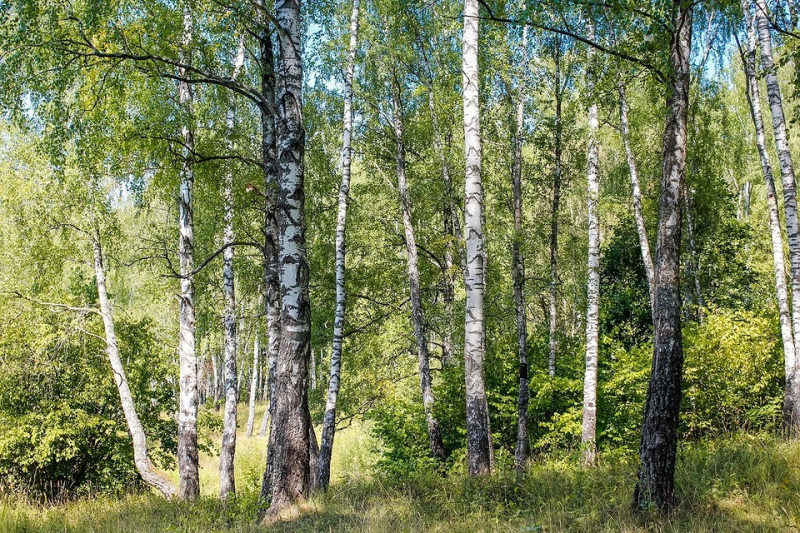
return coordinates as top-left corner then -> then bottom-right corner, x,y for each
462,0 -> 492,476
176,7 -> 199,500
634,0 -> 691,511
317,0 -> 361,491
264,0 -> 312,511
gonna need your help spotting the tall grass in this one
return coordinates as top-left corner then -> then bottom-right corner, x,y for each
2,407 -> 799,532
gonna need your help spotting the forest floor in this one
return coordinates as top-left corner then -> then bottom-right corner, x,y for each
3,403 -> 800,532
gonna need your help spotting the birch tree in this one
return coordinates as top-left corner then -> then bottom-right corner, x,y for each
581,17 -> 600,467
318,0 -> 361,491
512,24 -> 530,471
634,0 -> 692,510
393,79 -> 446,463
92,231 -> 177,499
739,0 -> 799,431
549,35 -> 563,378
262,0 -> 313,511
462,0 -> 492,476
176,6 -> 200,500
219,35 -> 245,501
752,0 -> 800,431
245,336 -> 261,438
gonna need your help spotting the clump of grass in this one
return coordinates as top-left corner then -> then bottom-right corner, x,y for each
3,426 -> 799,532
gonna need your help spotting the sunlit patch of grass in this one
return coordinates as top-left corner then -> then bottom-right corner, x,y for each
3,428 -> 800,532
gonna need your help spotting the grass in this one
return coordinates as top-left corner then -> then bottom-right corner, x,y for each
2,406 -> 800,532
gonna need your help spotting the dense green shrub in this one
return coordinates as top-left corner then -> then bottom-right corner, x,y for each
0,311 -> 176,500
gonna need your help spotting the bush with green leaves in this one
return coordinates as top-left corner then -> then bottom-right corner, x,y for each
0,308 -> 176,500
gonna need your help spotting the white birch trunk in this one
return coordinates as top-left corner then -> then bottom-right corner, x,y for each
742,0 -> 799,428
246,336 -> 260,438
219,35 -> 245,500
753,0 -> 800,432
462,0 -> 492,475
263,0 -> 312,511
317,0 -> 360,491
92,234 -> 177,498
176,7 -> 199,500
581,19 -> 600,467
618,82 -> 655,308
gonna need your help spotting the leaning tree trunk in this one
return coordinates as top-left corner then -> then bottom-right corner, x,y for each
176,7 -> 199,500
262,0 -> 312,513
581,18 -> 601,468
634,0 -> 691,512
618,82 -> 655,309
317,0 -> 361,491
92,234 -> 177,498
219,36 -> 245,500
246,336 -> 261,438
548,35 -> 563,378
462,0 -> 492,476
740,0 -> 798,431
512,24 -> 530,472
393,82 -> 447,463
754,0 -> 800,431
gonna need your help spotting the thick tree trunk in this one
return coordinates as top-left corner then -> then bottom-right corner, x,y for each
549,36 -> 563,378
740,0 -> 799,431
317,0 -> 360,492
176,8 -> 199,500
754,0 -> 800,432
219,36 -> 245,500
92,235 -> 176,498
246,336 -> 261,438
393,83 -> 447,463
262,0 -> 312,512
581,19 -> 600,468
512,25 -> 530,472
618,82 -> 655,308
634,0 -> 691,511
462,0 -> 492,476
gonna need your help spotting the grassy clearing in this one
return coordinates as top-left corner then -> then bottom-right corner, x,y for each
2,407 -> 800,532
